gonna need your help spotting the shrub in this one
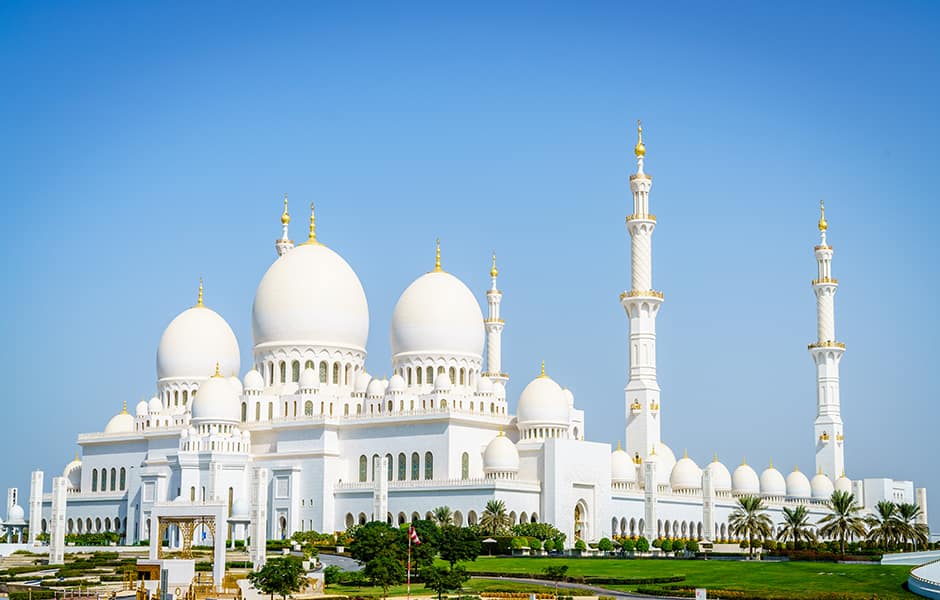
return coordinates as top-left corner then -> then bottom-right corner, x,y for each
685,539 -> 699,553
528,537 -> 542,551
574,539 -> 587,551
660,539 -> 673,553
739,539 -> 749,549
323,565 -> 343,585
761,540 -> 777,551
620,538 -> 635,552
542,539 -> 554,552
635,536 -> 650,552
597,538 -> 613,552
652,537 -> 662,549
510,537 -> 526,550
672,539 -> 685,553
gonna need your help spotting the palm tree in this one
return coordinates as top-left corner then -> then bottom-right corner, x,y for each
865,501 -> 903,551
480,500 -> 511,536
818,490 -> 867,555
776,504 -> 817,547
895,503 -> 929,551
728,495 -> 772,559
431,505 -> 453,527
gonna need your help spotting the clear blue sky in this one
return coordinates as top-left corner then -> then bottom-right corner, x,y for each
2,2 -> 938,524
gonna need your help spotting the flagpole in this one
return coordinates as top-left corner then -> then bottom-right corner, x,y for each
407,527 -> 412,600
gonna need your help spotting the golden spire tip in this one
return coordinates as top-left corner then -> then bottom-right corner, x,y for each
196,277 -> 204,307
433,238 -> 442,272
122,400 -> 127,414
490,251 -> 498,278
634,119 -> 646,158
683,448 -> 688,459
616,440 -> 622,451
713,452 -> 719,463
538,360 -> 546,378
213,362 -> 222,378
303,202 -> 318,245
281,193 -> 291,226
818,199 -> 828,232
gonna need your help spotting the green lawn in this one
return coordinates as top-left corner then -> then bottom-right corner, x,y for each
462,556 -> 916,599
326,577 -> 564,598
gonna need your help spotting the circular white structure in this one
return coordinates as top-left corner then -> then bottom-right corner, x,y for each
760,465 -> 787,496
63,455 -> 82,491
157,305 -> 240,385
299,368 -> 319,392
811,471 -> 835,498
104,407 -> 135,434
135,400 -> 149,417
732,462 -> 760,494
483,433 -> 519,478
244,369 -> 264,393
6,504 -> 25,526
706,458 -> 732,491
252,243 -> 369,355
148,396 -> 164,415
611,444 -> 635,483
670,453 -> 702,490
388,373 -> 406,393
835,473 -> 853,494
191,372 -> 240,423
516,372 -> 569,438
785,468 -> 812,498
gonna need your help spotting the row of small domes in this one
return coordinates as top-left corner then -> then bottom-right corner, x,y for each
612,445 -> 851,499
157,241 -> 490,385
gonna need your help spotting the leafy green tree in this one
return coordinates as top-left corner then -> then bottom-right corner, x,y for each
511,522 -> 565,543
510,537 -> 526,550
431,506 -> 454,527
528,537 -> 542,551
542,565 -> 569,596
620,538 -> 635,552
896,503 -> 929,551
350,522 -> 404,565
597,538 -> 613,552
322,565 -> 342,585
480,500 -> 511,536
818,491 -> 867,555
776,505 -> 817,547
866,501 -> 903,550
660,539 -> 673,553
728,495 -> 773,559
397,520 -> 439,573
635,536 -> 650,552
672,539 -> 685,553
364,554 -> 405,599
421,565 -> 469,600
574,539 -> 586,551
686,539 -> 699,553
542,539 -> 554,552
247,556 -> 307,600
437,526 -> 481,567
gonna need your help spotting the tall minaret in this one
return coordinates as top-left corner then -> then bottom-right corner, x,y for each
622,120 -> 664,459
484,253 -> 508,386
275,193 -> 294,257
810,200 -> 845,480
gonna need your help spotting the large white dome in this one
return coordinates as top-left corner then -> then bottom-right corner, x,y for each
785,468 -> 812,498
390,270 -> 484,359
483,433 -> 519,475
706,457 -> 732,491
157,304 -> 240,382
252,243 -> 369,351
63,455 -> 82,491
516,372 -> 569,426
670,453 -> 702,490
760,465 -> 787,496
192,371 -> 240,423
732,461 -> 760,494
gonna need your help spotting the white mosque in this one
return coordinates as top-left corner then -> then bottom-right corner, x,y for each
3,123 -> 930,550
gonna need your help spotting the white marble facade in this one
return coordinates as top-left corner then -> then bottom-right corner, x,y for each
16,127 -> 929,549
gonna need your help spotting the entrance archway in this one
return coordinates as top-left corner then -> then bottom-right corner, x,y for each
573,499 -> 589,541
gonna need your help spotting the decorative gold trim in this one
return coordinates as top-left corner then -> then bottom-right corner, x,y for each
281,193 -> 290,225
629,173 -> 652,181
302,203 -> 320,245
819,431 -> 830,442
195,277 -> 204,308
818,199 -> 828,232
537,360 -> 547,378
808,341 -> 846,349
484,318 -> 505,324
814,245 -> 833,251
812,277 -> 839,285
490,252 -> 498,278
626,213 -> 657,222
634,119 -> 646,158
620,289 -> 664,300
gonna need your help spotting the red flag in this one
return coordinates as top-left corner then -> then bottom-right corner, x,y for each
408,525 -> 421,545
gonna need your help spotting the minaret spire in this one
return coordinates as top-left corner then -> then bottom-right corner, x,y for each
484,251 -> 508,386
433,238 -> 442,272
622,118 -> 663,463
809,201 -> 845,480
196,277 -> 204,307
275,193 -> 295,257
303,203 -> 319,245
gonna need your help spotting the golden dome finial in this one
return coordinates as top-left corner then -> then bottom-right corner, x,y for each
490,251 -> 498,278
499,426 -> 504,437
213,362 -> 222,378
74,451 -> 79,461
794,465 -> 799,472
683,448 -> 688,459
713,452 -> 719,463
281,193 -> 290,226
196,277 -> 204,307
650,445 -> 656,456
742,456 -> 747,466
818,466 -> 823,475
121,400 -> 128,414
433,238 -> 442,272
769,458 -> 774,468
304,203 -> 319,245
634,119 -> 646,158
538,360 -> 546,378
616,440 -> 622,451
818,199 -> 828,232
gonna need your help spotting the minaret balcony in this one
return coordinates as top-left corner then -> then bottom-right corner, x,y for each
620,289 -> 664,300
484,318 -> 505,324
811,277 -> 839,285
807,341 -> 845,350
626,213 -> 656,222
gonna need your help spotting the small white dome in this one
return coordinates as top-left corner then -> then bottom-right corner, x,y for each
483,433 -> 519,474
148,396 -> 164,414
732,462 -> 760,494
760,465 -> 787,496
6,504 -> 26,525
706,458 -> 732,491
244,369 -> 264,391
433,372 -> 452,391
648,442 -> 677,487
493,380 -> 506,398
355,371 -> 372,394
670,453 -> 702,490
476,377 -> 494,394
157,304 -> 240,383
299,368 -> 319,391
390,270 -> 484,360
835,474 -> 852,494
516,372 -> 568,426
388,373 -> 405,392
811,472 -> 835,499
104,407 -> 135,434
366,378 -> 385,397
562,388 -> 574,407
63,456 -> 82,490
252,243 -> 370,352
785,468 -> 812,498
231,497 -> 250,518
191,373 -> 240,423
228,376 -> 243,395
135,400 -> 149,417
611,444 -> 635,483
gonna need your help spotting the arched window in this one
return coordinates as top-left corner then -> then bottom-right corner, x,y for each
371,454 -> 379,480
319,361 -> 328,383
460,368 -> 465,385
359,456 -> 367,482
105,517 -> 111,531
279,361 -> 287,383
255,403 -> 261,421
291,361 -> 300,382
100,469 -> 107,491
426,367 -> 433,384
268,402 -> 273,420
174,390 -> 179,406
332,363 -> 340,384
241,402 -> 247,422
411,452 -> 420,480
91,469 -> 98,492
304,401 -> 313,416
387,401 -> 393,412
407,369 -> 412,386
68,518 -> 73,533
449,367 -> 456,385
461,452 -> 469,479
120,467 -> 126,491
397,453 -> 406,480
386,454 -> 393,480
305,360 -> 314,371
95,518 -> 102,532
424,452 -> 433,480
190,487 -> 196,501
182,390 -> 189,405
416,368 -> 422,385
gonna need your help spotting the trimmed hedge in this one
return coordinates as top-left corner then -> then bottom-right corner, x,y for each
468,571 -> 685,585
